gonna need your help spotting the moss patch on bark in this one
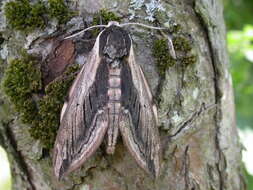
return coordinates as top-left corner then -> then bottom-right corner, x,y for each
4,0 -> 47,32
152,34 -> 197,77
48,0 -> 74,24
4,0 -> 73,32
1,52 -> 79,149
152,39 -> 176,78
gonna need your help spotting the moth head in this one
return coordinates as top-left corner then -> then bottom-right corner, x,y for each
99,25 -> 131,60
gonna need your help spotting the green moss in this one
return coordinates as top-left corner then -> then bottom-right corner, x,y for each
29,1 -> 48,28
4,0 -> 73,32
29,64 -> 80,149
181,55 -> 197,67
93,9 -> 121,25
152,39 -> 176,77
173,36 -> 197,68
1,52 -> 42,123
0,58 -> 5,77
170,24 -> 181,33
92,9 -> 121,35
173,36 -> 192,52
152,34 -> 197,77
2,51 -> 80,149
48,0 -> 73,24
4,0 -> 47,32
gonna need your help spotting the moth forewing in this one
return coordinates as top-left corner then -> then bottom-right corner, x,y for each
119,42 -> 161,178
128,44 -> 159,128
119,110 -> 161,178
139,65 -> 159,125
59,36 -> 101,121
54,112 -> 108,178
53,30 -> 108,180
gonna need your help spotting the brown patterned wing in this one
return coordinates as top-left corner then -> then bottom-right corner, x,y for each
120,45 -> 161,178
53,37 -> 109,180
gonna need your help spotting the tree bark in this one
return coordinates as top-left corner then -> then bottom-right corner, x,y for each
0,0 -> 246,190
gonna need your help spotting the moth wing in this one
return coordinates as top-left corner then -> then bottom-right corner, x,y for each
120,45 -> 161,178
53,36 -> 109,179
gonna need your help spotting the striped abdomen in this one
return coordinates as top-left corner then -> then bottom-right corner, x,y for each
106,67 -> 121,154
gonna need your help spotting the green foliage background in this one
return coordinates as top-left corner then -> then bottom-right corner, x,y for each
224,0 -> 253,189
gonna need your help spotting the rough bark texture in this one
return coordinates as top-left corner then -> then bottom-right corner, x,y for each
0,0 -> 246,190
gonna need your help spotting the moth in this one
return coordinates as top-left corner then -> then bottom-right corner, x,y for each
53,21 -> 161,180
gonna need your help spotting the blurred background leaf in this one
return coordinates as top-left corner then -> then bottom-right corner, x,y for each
224,0 -> 253,189
224,0 -> 253,30
0,146 -> 11,190
227,25 -> 253,129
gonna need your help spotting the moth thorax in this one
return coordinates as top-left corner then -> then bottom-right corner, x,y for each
110,60 -> 121,68
103,44 -> 127,59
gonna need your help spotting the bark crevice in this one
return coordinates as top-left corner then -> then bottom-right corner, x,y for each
192,2 -> 227,189
168,103 -> 216,140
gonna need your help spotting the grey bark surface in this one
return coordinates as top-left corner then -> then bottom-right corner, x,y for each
0,0 -> 245,190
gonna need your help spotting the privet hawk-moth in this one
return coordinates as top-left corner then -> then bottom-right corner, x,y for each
53,21 -> 161,180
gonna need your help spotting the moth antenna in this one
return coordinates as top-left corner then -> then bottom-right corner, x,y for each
64,25 -> 107,39
120,22 -> 166,30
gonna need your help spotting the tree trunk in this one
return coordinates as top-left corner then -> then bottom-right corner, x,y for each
0,0 -> 246,190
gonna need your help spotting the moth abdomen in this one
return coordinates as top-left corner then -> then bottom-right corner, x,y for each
106,66 -> 122,154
